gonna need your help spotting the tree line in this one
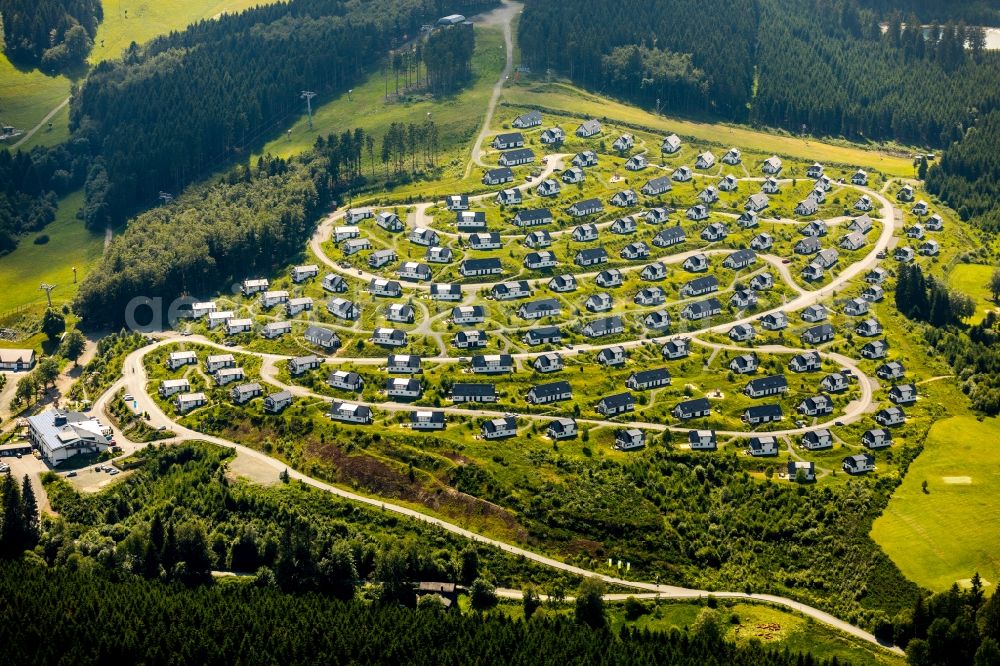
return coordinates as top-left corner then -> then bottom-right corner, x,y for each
893,262 -> 1000,415
73,120 -> 438,326
64,0 -> 494,230
517,0 -> 1000,147
926,111 -> 1000,231
895,576 -> 1000,666
0,559 -> 851,666
0,441 -> 851,665
0,473 -> 39,558
894,263 -> 976,327
857,0 -> 1000,26
0,0 -> 102,70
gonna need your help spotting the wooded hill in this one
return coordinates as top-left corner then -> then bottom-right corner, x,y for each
0,0 -> 102,70
518,0 -> 1000,147
68,0 -> 496,230
926,111 -> 1000,231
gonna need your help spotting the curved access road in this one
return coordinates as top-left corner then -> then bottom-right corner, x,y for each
95,340 -> 899,655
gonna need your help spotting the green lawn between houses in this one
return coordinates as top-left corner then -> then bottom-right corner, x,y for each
871,415 -> 1000,592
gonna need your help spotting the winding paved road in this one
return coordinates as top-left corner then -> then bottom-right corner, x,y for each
11,96 -> 70,149
93,340 -> 899,655
81,2 -> 904,652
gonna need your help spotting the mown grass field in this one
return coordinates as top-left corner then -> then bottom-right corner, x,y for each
501,82 -> 916,177
0,0 -> 271,149
0,190 -> 104,315
948,263 -> 998,325
871,415 -> 1000,592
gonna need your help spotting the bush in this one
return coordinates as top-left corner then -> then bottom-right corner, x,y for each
33,235 -> 50,245
624,596 -> 649,621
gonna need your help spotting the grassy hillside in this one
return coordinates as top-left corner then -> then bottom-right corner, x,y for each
0,0 -> 273,149
948,264 -> 999,325
0,190 -> 104,315
872,415 -> 1000,592
502,82 -> 916,177
259,25 -> 505,161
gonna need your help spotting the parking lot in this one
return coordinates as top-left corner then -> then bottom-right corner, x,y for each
64,464 -> 129,493
2,451 -> 52,513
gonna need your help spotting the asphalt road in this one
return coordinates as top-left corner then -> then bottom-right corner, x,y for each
91,338 -> 899,655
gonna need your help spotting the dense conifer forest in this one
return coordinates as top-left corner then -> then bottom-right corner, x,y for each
0,0 -> 102,69
0,559 -> 851,666
518,0 -> 999,147
926,111 -> 1000,231
68,0 -> 494,229
858,0 -> 1000,25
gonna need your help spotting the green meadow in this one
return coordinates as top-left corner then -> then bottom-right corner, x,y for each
872,415 -> 1000,592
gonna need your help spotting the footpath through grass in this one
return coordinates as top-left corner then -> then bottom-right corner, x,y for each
502,82 -> 916,177
0,0 -> 272,149
872,415 -> 1000,592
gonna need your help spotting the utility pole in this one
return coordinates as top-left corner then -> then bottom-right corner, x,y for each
39,283 -> 56,308
301,90 -> 317,130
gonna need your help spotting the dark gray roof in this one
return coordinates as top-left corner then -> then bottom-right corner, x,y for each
530,381 -> 571,399
745,404 -> 783,418
746,375 -> 788,392
451,383 -> 496,397
676,397 -> 710,413
462,258 -> 502,271
516,208 -> 552,222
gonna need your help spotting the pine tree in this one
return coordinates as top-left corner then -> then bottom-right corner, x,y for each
0,475 -> 23,557
19,476 -> 39,550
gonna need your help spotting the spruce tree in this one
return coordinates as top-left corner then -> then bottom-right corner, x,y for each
19,476 -> 39,550
0,475 -> 23,557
